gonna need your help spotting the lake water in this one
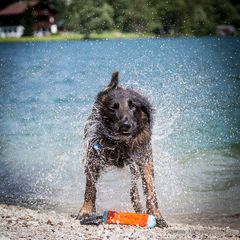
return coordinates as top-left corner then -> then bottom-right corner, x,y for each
0,37 -> 240,226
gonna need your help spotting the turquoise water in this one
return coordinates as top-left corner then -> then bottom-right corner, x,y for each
0,38 -> 239,221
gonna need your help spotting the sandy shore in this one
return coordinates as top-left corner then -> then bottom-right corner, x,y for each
0,204 -> 239,240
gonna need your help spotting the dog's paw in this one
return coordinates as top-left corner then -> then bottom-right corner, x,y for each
76,212 -> 89,220
76,208 -> 95,220
76,210 -> 95,220
156,217 -> 168,228
76,202 -> 96,220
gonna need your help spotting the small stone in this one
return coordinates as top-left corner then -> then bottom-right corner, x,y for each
25,215 -> 33,221
0,236 -> 11,240
225,228 -> 239,237
47,219 -> 53,225
29,221 -> 39,226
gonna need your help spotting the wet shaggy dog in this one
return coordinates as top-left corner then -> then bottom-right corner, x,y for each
77,72 -> 167,228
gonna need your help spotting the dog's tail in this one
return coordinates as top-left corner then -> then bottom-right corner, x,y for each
104,72 -> 119,92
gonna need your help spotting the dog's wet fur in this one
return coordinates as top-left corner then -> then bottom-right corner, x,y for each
77,72 -> 168,228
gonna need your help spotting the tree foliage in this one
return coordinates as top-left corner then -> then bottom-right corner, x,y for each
65,0 -> 113,38
23,6 -> 34,36
59,0 -> 240,36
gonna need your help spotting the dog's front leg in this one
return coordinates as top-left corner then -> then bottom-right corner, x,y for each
139,160 -> 168,228
129,163 -> 143,213
77,163 -> 100,219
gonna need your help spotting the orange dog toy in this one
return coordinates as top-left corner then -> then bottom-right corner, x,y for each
80,210 -> 156,228
103,210 -> 156,228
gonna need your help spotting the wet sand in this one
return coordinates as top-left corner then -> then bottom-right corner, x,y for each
0,204 -> 239,240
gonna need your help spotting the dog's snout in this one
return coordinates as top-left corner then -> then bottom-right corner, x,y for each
121,115 -> 131,128
119,116 -> 131,133
121,122 -> 131,130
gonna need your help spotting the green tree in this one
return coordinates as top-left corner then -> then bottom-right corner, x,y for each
154,0 -> 188,34
23,6 -> 34,36
66,0 -> 113,38
121,0 -> 151,32
191,5 -> 214,35
213,0 -> 240,27
107,0 -> 129,30
62,0 -> 240,36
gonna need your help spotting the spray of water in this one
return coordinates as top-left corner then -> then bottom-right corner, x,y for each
0,38 -> 239,222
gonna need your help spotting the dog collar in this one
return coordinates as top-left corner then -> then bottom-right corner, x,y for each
93,142 -> 107,162
93,142 -> 102,152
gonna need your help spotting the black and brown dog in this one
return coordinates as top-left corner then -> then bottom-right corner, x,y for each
77,72 -> 167,228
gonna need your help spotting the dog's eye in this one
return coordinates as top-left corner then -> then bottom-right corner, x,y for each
128,100 -> 136,110
109,103 -> 119,111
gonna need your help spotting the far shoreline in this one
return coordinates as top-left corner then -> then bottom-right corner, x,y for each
0,32 -> 238,44
0,31 -> 154,43
1,31 -> 233,43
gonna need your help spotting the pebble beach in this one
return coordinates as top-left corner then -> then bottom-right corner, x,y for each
0,204 -> 239,240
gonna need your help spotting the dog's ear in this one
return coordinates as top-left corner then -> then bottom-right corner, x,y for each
104,72 -> 119,92
96,72 -> 119,105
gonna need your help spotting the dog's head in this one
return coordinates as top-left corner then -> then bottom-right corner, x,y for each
96,72 -> 153,142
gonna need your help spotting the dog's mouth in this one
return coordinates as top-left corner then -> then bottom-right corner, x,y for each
110,123 -> 135,138
121,131 -> 131,136
118,123 -> 135,137
119,126 -> 132,136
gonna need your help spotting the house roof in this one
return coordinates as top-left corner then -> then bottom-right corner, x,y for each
0,1 -> 39,16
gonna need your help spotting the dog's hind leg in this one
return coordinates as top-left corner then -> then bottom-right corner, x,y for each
77,163 -> 100,220
139,159 -> 168,228
129,163 -> 143,213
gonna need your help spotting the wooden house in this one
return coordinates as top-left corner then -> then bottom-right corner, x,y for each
0,0 -> 57,37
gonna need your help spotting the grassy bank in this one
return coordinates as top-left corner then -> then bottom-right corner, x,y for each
0,31 -> 154,43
